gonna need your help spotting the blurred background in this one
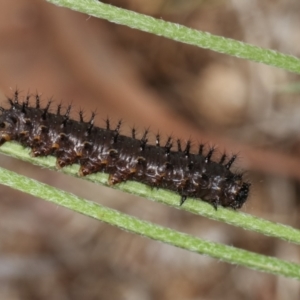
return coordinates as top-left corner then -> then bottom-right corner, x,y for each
0,0 -> 300,299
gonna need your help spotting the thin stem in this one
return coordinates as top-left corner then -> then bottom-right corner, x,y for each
0,166 -> 300,280
45,0 -> 300,74
1,142 -> 300,245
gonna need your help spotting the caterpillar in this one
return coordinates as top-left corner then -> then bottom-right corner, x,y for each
0,91 -> 250,209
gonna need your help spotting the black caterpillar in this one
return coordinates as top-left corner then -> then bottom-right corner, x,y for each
0,91 -> 250,209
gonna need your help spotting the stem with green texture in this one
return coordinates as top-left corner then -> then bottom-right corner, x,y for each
1,165 -> 300,280
45,0 -> 300,74
1,142 -> 300,246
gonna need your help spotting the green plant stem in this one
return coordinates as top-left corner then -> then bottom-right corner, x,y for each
45,0 -> 300,74
0,166 -> 300,280
1,142 -> 300,245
